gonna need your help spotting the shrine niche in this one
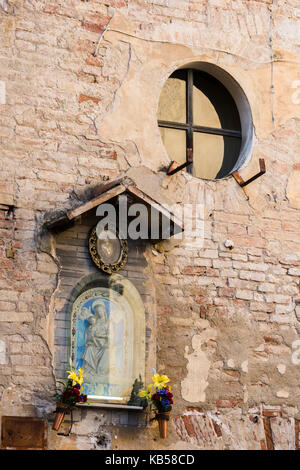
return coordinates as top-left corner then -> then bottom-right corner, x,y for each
69,275 -> 145,403
45,167 -> 184,408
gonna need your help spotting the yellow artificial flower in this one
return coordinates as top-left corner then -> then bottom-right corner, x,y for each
66,369 -> 84,387
139,384 -> 153,401
152,373 -> 170,389
77,368 -> 84,385
66,370 -> 78,386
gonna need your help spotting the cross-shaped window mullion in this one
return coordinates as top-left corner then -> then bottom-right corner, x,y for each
186,69 -> 194,174
157,69 -> 242,175
157,120 -> 242,138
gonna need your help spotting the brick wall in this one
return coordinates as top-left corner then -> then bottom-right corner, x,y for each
0,0 -> 299,450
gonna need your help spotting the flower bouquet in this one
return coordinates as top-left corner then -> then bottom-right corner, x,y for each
53,368 -> 88,431
139,372 -> 173,438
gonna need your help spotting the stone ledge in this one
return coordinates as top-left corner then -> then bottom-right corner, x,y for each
76,402 -> 144,410
74,402 -> 148,428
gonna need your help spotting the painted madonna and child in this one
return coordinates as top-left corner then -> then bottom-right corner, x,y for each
71,288 -> 135,400
81,301 -> 110,378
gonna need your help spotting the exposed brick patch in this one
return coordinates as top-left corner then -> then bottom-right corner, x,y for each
263,336 -> 282,345
79,94 -> 101,104
262,410 -> 282,418
43,2 -> 81,19
186,408 -> 205,412
182,266 -> 219,276
85,56 -> 104,68
263,417 -> 274,450
182,415 -> 197,438
211,419 -> 222,438
175,410 -> 294,450
215,398 -> 243,408
175,410 -> 223,449
82,19 -> 110,34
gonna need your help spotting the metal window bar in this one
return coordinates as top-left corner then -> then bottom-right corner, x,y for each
158,69 -> 242,176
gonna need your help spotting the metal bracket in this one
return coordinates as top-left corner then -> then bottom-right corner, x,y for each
167,148 -> 193,176
232,159 -> 266,188
57,409 -> 74,437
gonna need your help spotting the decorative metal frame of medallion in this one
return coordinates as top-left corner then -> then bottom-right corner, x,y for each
88,226 -> 128,274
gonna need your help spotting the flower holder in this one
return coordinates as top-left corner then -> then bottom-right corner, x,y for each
52,403 -> 70,431
53,368 -> 87,434
139,372 -> 173,438
156,411 -> 170,439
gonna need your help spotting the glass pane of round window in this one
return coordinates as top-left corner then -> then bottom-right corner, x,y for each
158,66 -> 249,180
157,70 -> 186,124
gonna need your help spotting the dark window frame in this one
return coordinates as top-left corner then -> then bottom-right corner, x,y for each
158,68 -> 242,176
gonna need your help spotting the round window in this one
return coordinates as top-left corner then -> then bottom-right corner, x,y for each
158,64 -> 253,180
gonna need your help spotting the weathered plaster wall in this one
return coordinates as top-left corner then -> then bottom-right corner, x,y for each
0,0 -> 299,450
